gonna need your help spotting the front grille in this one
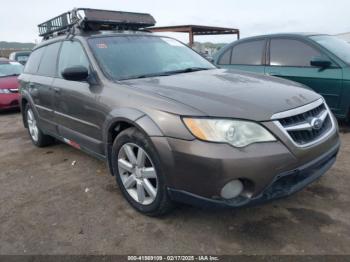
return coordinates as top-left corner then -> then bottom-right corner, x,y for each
274,101 -> 333,146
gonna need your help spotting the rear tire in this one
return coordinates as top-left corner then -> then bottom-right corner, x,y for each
24,104 -> 54,147
111,127 -> 173,216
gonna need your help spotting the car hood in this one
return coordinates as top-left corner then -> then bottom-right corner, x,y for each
0,76 -> 20,89
123,69 -> 321,121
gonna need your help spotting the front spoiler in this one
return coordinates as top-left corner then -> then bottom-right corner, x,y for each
168,141 -> 340,209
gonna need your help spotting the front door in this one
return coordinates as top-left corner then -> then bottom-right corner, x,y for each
264,38 -> 343,113
52,40 -> 104,155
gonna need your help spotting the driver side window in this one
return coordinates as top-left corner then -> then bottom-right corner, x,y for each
58,41 -> 90,77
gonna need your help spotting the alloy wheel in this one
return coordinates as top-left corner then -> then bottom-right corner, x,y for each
27,109 -> 39,142
117,143 -> 158,205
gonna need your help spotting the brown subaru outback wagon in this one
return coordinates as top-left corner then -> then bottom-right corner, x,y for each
19,9 -> 340,216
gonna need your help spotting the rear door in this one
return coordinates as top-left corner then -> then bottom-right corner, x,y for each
52,40 -> 103,155
265,38 -> 343,111
26,42 -> 61,134
216,39 -> 267,74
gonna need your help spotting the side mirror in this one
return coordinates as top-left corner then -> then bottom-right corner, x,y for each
310,57 -> 332,68
62,66 -> 89,81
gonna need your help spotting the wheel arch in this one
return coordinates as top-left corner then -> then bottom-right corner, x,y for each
21,97 -> 29,128
103,109 -> 164,176
20,92 -> 37,128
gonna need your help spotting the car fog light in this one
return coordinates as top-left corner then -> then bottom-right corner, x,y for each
221,180 -> 244,199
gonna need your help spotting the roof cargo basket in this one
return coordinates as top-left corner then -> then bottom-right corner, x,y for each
38,8 -> 156,39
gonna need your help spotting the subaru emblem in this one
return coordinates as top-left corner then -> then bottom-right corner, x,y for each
310,117 -> 323,130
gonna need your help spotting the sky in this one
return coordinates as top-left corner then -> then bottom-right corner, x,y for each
1,0 -> 350,44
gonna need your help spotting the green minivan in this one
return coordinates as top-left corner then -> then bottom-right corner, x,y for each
213,33 -> 350,121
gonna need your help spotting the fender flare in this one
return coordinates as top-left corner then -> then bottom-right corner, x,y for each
103,108 -> 165,176
102,108 -> 164,143
19,90 -> 39,128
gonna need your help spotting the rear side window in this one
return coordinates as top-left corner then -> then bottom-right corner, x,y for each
218,48 -> 232,65
37,42 -> 61,77
24,48 -> 45,74
231,40 -> 265,65
58,41 -> 90,77
270,39 -> 321,67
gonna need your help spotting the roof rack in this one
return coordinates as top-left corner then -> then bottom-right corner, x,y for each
38,8 -> 156,39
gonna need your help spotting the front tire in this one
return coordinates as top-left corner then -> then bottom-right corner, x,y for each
24,104 -> 54,147
111,127 -> 173,216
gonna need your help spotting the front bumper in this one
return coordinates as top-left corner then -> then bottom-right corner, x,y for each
0,93 -> 20,110
167,141 -> 339,208
150,124 -> 340,208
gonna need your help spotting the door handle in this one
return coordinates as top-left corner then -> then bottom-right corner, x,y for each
53,87 -> 61,94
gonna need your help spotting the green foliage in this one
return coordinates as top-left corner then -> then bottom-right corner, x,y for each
0,41 -> 35,50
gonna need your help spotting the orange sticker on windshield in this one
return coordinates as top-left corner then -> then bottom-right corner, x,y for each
97,43 -> 108,49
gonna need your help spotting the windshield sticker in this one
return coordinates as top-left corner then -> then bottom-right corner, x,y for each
96,43 -> 108,49
162,38 -> 183,47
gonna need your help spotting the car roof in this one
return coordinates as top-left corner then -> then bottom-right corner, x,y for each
237,33 -> 328,42
0,58 -> 21,63
0,58 -> 10,64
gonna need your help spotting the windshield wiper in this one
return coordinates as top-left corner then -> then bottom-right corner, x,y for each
118,72 -> 172,81
165,67 -> 212,75
118,67 -> 212,81
135,72 -> 173,79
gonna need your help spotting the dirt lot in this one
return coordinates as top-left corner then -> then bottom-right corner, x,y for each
0,110 -> 350,255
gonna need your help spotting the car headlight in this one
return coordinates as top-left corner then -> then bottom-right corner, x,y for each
0,89 -> 11,94
183,118 -> 276,148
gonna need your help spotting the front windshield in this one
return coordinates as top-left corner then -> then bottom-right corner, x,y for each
88,36 -> 215,80
0,62 -> 24,77
310,35 -> 350,65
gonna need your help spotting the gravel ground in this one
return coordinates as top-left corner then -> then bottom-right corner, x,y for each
0,110 -> 349,255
